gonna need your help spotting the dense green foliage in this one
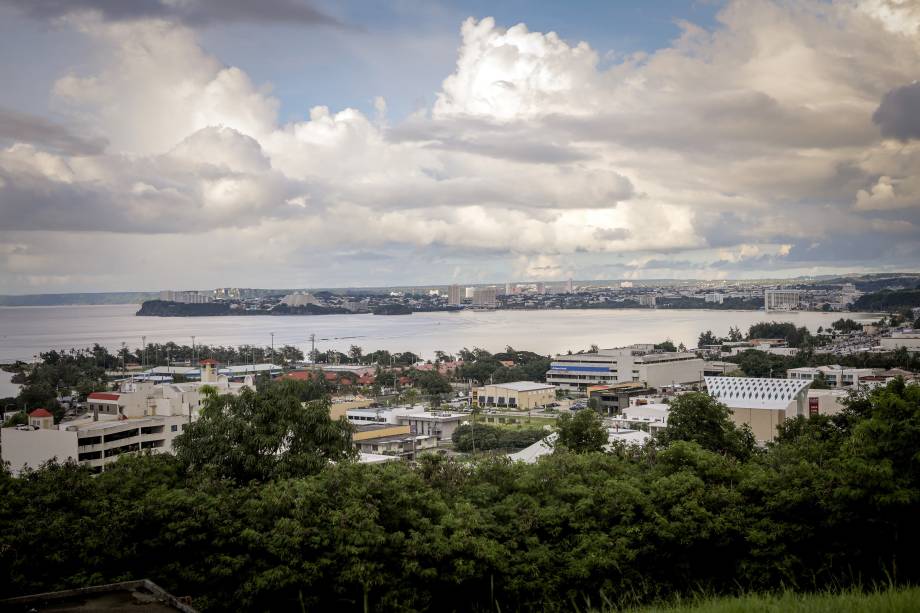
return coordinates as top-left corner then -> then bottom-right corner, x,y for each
456,347 -> 551,384
747,321 -> 812,347
554,408 -> 607,453
451,423 -> 547,452
2,380 -> 919,612
174,379 -> 354,483
656,392 -> 755,461
853,287 -> 920,311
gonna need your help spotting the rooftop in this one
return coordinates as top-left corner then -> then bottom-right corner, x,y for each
706,376 -> 810,410
485,381 -> 555,392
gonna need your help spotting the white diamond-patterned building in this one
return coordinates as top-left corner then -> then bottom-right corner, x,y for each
705,376 -> 811,441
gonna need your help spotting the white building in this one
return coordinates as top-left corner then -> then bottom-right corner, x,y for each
764,289 -> 801,311
281,292 -> 319,307
638,295 -> 657,307
547,345 -> 704,391
345,406 -> 465,443
706,376 -> 810,442
159,290 -> 212,304
787,365 -> 877,388
448,284 -> 462,306
704,293 -> 725,304
2,361 -> 251,475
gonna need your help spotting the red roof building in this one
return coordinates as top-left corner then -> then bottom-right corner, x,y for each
200,359 -> 219,366
87,392 -> 120,401
28,408 -> 53,418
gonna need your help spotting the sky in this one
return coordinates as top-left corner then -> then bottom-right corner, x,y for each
0,0 -> 918,294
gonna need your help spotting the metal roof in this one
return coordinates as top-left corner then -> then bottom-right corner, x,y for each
706,376 -> 810,410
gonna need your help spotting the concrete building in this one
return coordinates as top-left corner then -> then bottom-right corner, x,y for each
547,345 -> 705,391
706,376 -> 810,442
610,401 -> 669,436
586,383 -> 649,416
806,388 -> 848,416
465,287 -> 475,299
346,406 -> 465,443
471,286 -> 497,308
879,332 -> 920,352
473,381 -> 556,409
704,293 -> 724,304
764,289 -> 801,311
638,295 -> 657,307
787,365 -> 877,388
352,424 -> 437,459
2,361 -> 250,475
448,284 -> 462,306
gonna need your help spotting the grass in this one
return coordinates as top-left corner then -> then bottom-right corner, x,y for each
622,586 -> 920,613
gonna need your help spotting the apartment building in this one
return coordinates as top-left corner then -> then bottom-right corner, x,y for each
448,284 -> 462,306
546,345 -> 705,391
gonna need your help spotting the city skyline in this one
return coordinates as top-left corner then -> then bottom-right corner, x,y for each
1,0 -> 919,294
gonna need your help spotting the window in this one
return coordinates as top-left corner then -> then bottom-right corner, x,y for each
171,425 -> 178,432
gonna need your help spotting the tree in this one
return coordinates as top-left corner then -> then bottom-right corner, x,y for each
348,345 -> 363,364
728,326 -> 743,342
174,379 -> 354,483
698,330 -> 719,347
656,392 -> 755,460
655,340 -> 677,352
810,372 -> 831,390
554,409 -> 607,453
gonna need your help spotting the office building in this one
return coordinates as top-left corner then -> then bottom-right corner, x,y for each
547,345 -> 704,391
638,295 -> 657,307
159,290 -> 212,304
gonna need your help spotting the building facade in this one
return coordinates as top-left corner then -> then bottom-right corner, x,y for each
473,381 -> 556,409
764,289 -> 801,311
706,376 -> 810,442
546,345 -> 705,391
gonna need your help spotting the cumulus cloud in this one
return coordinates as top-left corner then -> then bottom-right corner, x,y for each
1,1 -> 919,292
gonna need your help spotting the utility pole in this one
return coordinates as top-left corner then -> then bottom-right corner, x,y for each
270,332 -> 275,365
142,336 -> 146,369
191,336 -> 196,366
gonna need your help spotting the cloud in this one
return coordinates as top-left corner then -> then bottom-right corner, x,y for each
0,107 -> 107,155
873,81 -> 920,140
2,1 -> 920,292
0,0 -> 343,28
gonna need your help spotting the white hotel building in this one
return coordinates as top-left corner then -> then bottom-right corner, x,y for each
546,344 -> 705,391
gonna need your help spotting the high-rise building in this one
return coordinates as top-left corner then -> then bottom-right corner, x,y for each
448,284 -> 461,306
536,282 -> 546,295
465,287 -> 475,299
472,286 -> 497,308
764,289 -> 800,311
565,278 -> 574,293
